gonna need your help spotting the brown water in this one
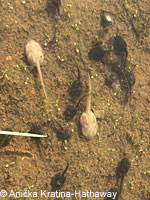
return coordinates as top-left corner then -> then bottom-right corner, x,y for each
0,0 -> 150,199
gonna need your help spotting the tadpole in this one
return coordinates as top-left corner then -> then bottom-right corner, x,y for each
46,0 -> 61,16
116,157 -> 130,178
116,157 -> 130,194
114,35 -> 128,58
26,39 -> 48,99
51,161 -> 69,190
113,36 -> 135,103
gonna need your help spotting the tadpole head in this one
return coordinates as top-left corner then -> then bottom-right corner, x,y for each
51,172 -> 66,190
114,35 -> 128,57
88,43 -> 105,62
116,157 -> 130,179
46,0 -> 61,16
51,162 -> 68,190
52,0 -> 61,7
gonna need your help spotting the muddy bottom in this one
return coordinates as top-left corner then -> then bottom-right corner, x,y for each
0,0 -> 150,200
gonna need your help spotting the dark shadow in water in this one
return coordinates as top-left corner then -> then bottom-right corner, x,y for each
53,120 -> 72,142
29,122 -> 44,156
63,104 -> 77,121
68,67 -> 83,100
0,128 -> 13,148
88,42 -> 105,62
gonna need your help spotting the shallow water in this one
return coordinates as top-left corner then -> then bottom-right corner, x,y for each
0,0 -> 150,199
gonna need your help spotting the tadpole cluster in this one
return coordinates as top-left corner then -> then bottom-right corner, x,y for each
49,8 -> 135,194
88,34 -> 135,103
87,11 -> 136,103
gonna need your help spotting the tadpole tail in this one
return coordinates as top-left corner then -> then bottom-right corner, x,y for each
75,92 -> 92,109
77,66 -> 81,82
86,72 -> 91,113
62,161 -> 69,177
36,61 -> 48,100
119,175 -> 124,195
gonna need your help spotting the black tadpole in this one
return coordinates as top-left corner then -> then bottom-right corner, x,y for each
52,0 -> 61,15
114,35 -> 128,57
114,36 -> 128,68
116,157 -> 130,195
51,162 -> 69,190
116,157 -> 130,179
46,0 -> 61,16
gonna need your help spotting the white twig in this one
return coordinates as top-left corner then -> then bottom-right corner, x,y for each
0,130 -> 47,138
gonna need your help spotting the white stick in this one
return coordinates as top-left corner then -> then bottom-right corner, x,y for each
0,130 -> 47,138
